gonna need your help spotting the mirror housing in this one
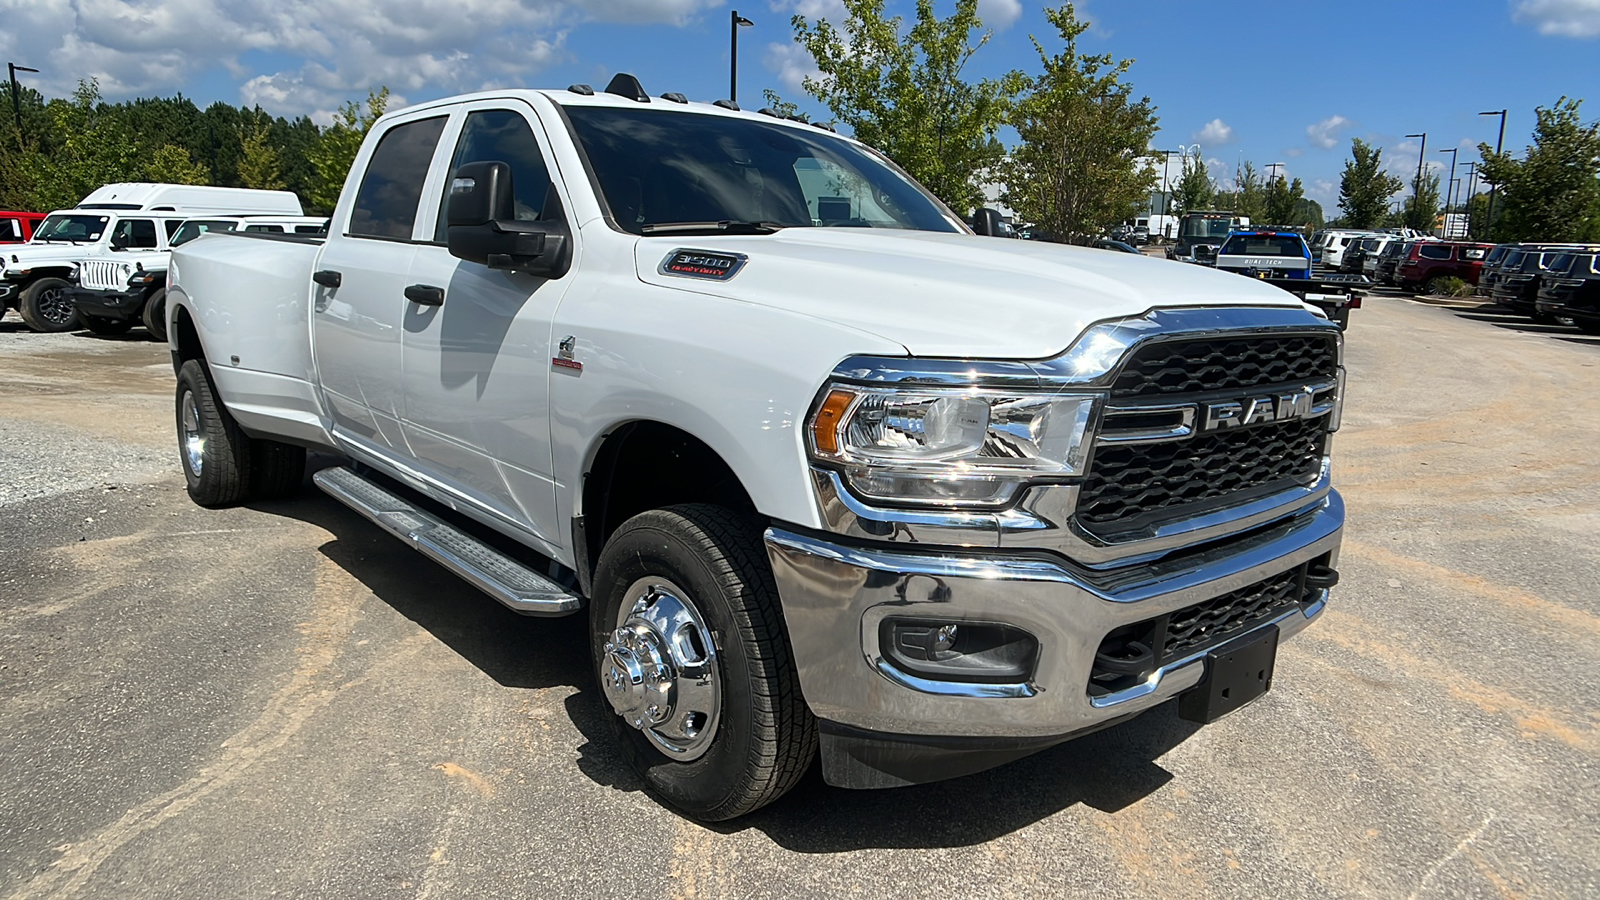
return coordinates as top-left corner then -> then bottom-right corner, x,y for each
446,161 -> 570,277
970,207 -> 1006,237
109,231 -> 130,250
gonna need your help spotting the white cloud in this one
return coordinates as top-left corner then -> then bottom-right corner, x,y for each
977,0 -> 1024,30
764,41 -> 821,95
1512,0 -> 1600,37
1307,179 -> 1338,207
1306,114 -> 1351,149
1194,118 -> 1234,145
771,0 -> 849,21
0,0 -> 718,117
1285,147 -> 1304,158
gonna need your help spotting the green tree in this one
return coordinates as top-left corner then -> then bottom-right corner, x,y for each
17,80 -> 141,211
1263,175 -> 1305,225
1172,151 -> 1212,214
1477,97 -> 1600,242
1233,161 -> 1264,221
1291,197 -> 1325,228
237,119 -> 286,190
143,144 -> 210,184
1403,170 -> 1441,232
791,0 -> 1023,212
999,4 -> 1158,240
761,89 -> 801,120
1338,138 -> 1403,228
306,88 -> 389,213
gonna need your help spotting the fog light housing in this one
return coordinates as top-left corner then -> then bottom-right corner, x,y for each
878,618 -> 1038,685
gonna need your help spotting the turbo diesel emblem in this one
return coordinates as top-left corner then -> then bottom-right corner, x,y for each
1202,389 -> 1316,432
660,249 -> 747,281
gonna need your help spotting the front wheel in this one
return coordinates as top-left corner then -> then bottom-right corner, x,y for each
142,288 -> 168,342
175,359 -> 306,507
18,278 -> 79,332
590,505 -> 815,822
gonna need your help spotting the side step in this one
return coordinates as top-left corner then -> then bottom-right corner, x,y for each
313,466 -> 583,616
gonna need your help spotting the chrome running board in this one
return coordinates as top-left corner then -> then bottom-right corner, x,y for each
314,466 -> 583,616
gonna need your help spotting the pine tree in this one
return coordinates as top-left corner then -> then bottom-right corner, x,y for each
1338,138 -> 1403,228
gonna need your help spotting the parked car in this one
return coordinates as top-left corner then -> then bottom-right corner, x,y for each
1130,224 -> 1151,245
1373,239 -> 1413,286
1215,230 -> 1312,280
1090,238 -> 1141,254
66,214 -> 327,340
1312,230 -> 1374,270
1534,251 -> 1598,326
1394,241 -> 1495,293
1,184 -> 304,332
1341,235 -> 1395,275
1537,252 -> 1600,334
1492,244 -> 1600,317
1476,243 -> 1520,296
0,211 -> 46,244
165,77 -> 1347,820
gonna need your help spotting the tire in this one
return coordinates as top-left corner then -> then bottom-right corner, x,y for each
1576,319 -> 1600,336
142,288 -> 168,342
250,439 -> 306,500
590,505 -> 815,822
175,359 -> 307,507
1425,277 -> 1449,296
18,278 -> 79,332
81,315 -> 134,336
1532,310 -> 1556,325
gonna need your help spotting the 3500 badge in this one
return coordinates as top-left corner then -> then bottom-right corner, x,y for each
659,249 -> 747,281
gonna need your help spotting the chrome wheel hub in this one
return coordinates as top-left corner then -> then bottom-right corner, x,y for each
39,287 -> 72,325
602,577 -> 720,761
179,390 -> 204,477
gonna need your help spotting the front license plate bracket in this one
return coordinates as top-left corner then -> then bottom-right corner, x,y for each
1178,625 -> 1279,724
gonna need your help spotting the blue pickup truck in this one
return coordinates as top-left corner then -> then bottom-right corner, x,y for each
1215,230 -> 1313,280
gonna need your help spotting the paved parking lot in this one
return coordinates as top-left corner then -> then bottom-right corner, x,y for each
1,299 -> 1597,899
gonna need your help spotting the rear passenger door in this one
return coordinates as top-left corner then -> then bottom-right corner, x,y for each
398,101 -> 576,549
312,111 -> 451,455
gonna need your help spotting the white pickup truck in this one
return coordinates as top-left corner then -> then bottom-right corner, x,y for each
167,75 -> 1346,821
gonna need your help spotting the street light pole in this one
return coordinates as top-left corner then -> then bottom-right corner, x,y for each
1438,147 -> 1458,234
730,11 -> 754,105
8,62 -> 39,142
1479,109 -> 1507,236
1404,133 -> 1426,227
1464,161 -> 1480,237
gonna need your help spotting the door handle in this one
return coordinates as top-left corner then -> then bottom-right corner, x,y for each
313,269 -> 342,288
405,284 -> 445,306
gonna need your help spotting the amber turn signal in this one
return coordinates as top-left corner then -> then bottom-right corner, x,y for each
811,389 -> 856,456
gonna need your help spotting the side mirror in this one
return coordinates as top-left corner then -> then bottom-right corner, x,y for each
971,207 -> 1006,237
446,161 -> 570,277
109,231 -> 130,250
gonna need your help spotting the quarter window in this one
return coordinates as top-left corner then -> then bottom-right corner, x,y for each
1418,244 -> 1451,260
350,116 -> 448,240
435,108 -> 554,242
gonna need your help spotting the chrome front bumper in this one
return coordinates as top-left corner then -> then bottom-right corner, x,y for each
764,490 -> 1342,740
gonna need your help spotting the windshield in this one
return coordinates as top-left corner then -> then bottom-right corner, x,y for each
33,213 -> 111,243
170,219 -> 239,247
1220,235 -> 1305,256
563,107 -> 960,235
1546,253 -> 1574,273
1181,216 -> 1235,240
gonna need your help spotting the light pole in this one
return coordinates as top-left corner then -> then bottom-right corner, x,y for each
1404,133 -> 1426,226
730,11 -> 753,105
1479,109 -> 1507,236
1438,147 -> 1458,234
8,62 -> 38,141
1157,149 -> 1178,236
1464,161 -> 1480,237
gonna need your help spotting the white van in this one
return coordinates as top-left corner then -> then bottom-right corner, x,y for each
76,183 -> 303,216
1314,230 -> 1376,269
1,185 -> 306,332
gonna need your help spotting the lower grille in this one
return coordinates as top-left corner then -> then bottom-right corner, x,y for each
1076,415 -> 1328,536
1088,559 -> 1324,697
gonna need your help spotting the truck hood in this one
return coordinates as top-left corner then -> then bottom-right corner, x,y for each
634,229 -> 1310,359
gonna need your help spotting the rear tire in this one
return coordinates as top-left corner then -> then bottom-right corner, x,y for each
18,278 -> 79,332
1577,319 -> 1600,335
81,315 -> 134,335
1425,277 -> 1449,296
175,359 -> 306,507
590,505 -> 815,822
142,288 -> 168,342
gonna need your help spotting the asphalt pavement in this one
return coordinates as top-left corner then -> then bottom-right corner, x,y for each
1,300 -> 1597,899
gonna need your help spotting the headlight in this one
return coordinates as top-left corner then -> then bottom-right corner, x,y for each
119,263 -> 132,280
808,385 -> 1097,507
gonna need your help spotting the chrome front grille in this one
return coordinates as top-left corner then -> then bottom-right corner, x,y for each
1110,333 -> 1338,398
79,260 -> 124,291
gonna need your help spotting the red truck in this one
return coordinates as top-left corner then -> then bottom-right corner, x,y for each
0,212 -> 45,244
1396,241 -> 1494,293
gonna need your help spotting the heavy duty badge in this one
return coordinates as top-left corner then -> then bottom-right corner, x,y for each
659,249 -> 747,281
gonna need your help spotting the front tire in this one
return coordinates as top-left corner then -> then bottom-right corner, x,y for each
590,505 -> 815,821
18,278 -> 79,332
142,288 -> 168,342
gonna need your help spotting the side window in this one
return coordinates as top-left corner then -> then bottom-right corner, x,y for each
1419,244 -> 1451,260
112,219 -> 159,249
435,108 -> 554,242
244,224 -> 284,233
350,116 -> 448,240
294,225 -> 324,234
163,220 -> 182,240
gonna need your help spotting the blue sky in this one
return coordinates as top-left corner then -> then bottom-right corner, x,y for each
4,0 -> 1597,211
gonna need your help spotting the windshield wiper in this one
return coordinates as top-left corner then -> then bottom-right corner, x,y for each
641,220 -> 787,235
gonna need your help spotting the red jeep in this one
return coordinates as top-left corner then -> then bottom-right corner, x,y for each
1,212 -> 45,244
1396,241 -> 1494,293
